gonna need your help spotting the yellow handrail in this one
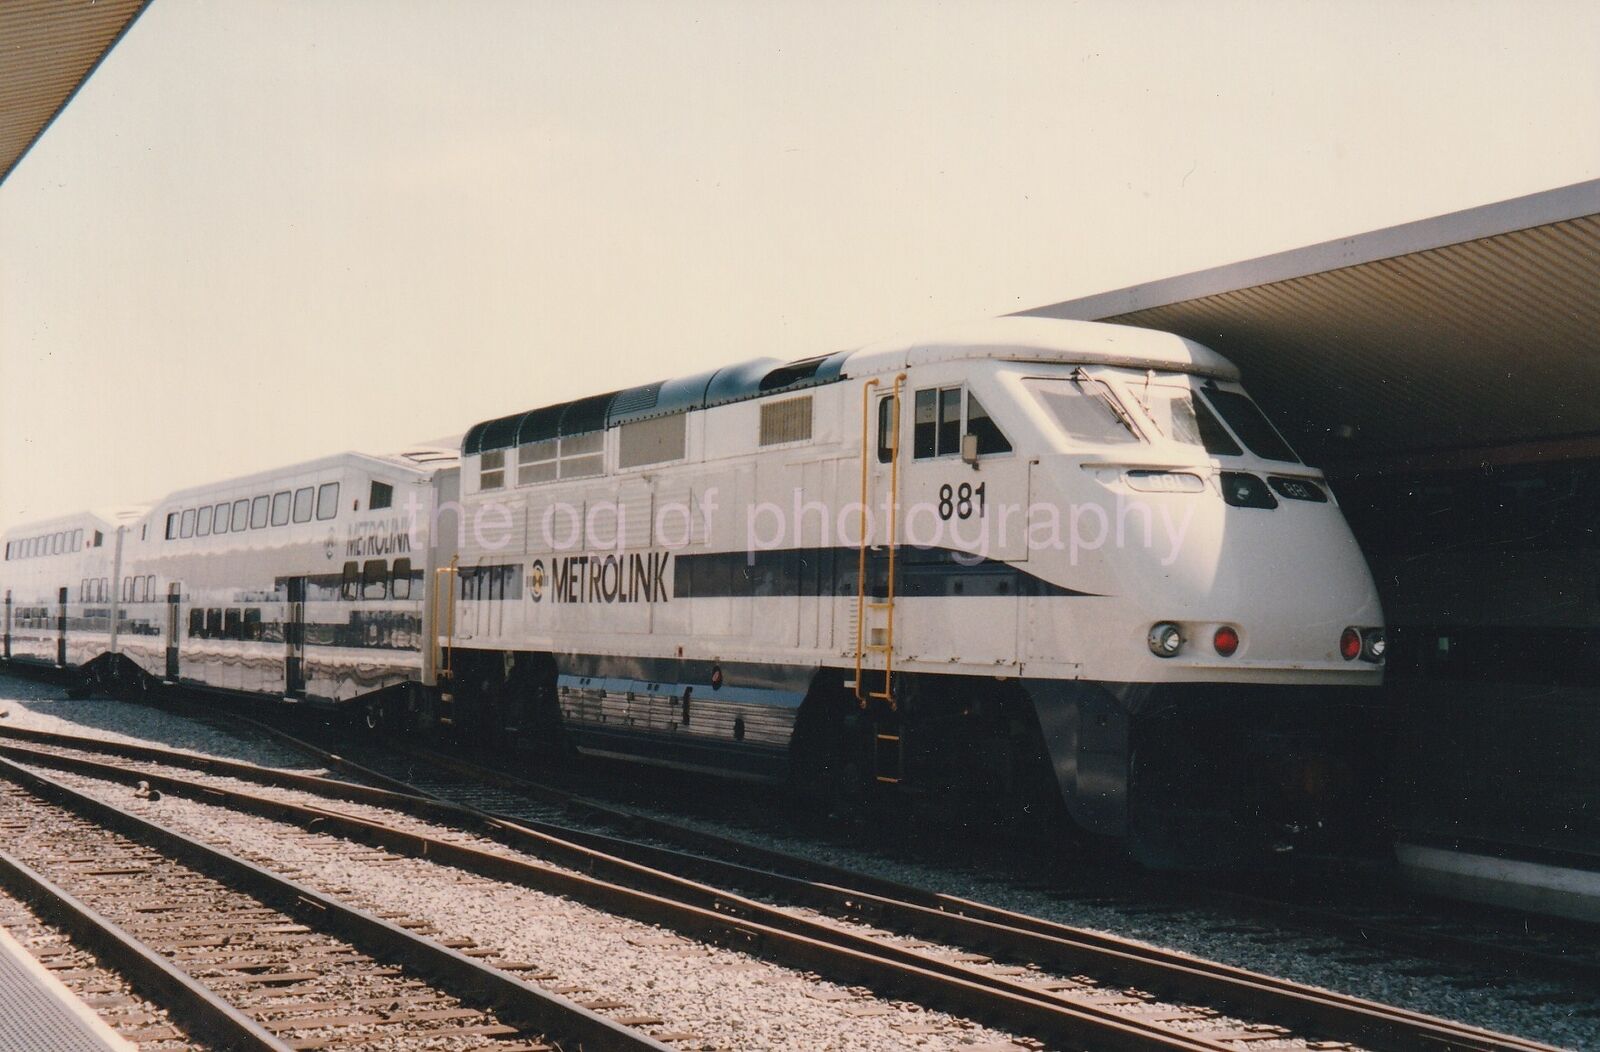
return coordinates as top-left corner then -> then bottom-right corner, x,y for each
854,378 -> 880,707
855,374 -> 906,711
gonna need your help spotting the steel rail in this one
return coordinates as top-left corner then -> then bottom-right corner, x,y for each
0,739 -> 1243,1052
0,729 -> 1564,1052
0,845 -> 290,1052
0,753 -> 671,1052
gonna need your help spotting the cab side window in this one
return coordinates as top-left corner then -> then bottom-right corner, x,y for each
912,386 -> 1011,459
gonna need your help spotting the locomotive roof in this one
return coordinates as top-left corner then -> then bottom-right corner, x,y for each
463,317 -> 1238,456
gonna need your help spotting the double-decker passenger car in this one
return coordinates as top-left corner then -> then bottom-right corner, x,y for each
1,318 -> 1385,861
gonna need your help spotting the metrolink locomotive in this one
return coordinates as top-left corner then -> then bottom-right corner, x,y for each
0,318 -> 1385,861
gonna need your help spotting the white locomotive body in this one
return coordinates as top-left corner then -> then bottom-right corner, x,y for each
439,318 -> 1384,856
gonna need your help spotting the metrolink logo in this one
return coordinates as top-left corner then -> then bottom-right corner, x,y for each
346,517 -> 414,558
533,551 -> 671,604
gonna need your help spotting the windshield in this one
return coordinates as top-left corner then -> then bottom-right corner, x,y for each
1026,374 -> 1142,446
1133,384 -> 1242,457
1199,383 -> 1300,463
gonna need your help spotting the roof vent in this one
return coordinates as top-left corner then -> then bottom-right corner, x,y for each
760,356 -> 828,391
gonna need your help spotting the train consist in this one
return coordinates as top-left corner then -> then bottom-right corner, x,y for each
1,317 -> 1385,862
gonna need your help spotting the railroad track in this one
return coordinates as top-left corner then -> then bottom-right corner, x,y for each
277,717 -> 1600,996
0,723 -> 1566,1052
0,750 -> 673,1052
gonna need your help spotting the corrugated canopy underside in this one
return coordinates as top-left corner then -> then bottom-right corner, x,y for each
0,0 -> 148,186
1020,180 -> 1600,465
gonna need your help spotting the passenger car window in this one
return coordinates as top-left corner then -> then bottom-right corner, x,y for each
271,491 -> 291,527
362,559 -> 389,600
196,506 -> 211,536
392,557 -> 413,600
213,503 -> 231,534
316,482 -> 340,520
232,499 -> 250,530
250,496 -> 270,529
341,561 -> 359,601
180,509 -> 196,538
292,487 -> 314,523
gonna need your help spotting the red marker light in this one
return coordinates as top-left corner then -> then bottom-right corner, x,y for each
1213,626 -> 1239,657
1339,627 -> 1362,661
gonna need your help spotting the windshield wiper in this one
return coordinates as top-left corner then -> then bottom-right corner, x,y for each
1072,368 -> 1142,439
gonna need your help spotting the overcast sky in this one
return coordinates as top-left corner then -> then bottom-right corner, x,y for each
2,0 -> 1597,530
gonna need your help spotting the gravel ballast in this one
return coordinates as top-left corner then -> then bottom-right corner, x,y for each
2,670 -> 1594,1049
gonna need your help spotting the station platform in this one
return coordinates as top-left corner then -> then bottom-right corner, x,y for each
0,926 -> 134,1052
1397,839 -> 1600,925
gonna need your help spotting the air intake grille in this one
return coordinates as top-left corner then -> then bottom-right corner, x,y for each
759,396 -> 813,446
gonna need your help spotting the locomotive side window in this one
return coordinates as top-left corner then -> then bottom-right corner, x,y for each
292,487 -> 314,523
316,482 -> 339,520
250,495 -> 270,529
913,387 -> 1012,459
1027,376 -> 1142,445
966,393 -> 1011,455
271,491 -> 291,527
480,450 -> 506,490
516,439 -> 557,484
558,432 -> 604,479
369,481 -> 393,510
876,396 -> 897,463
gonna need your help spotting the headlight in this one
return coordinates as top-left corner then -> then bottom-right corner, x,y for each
1148,622 -> 1183,658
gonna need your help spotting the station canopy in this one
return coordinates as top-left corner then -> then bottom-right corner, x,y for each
1017,179 -> 1600,472
0,0 -> 149,186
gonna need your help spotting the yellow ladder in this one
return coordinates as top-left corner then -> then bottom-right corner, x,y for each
855,374 -> 906,782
